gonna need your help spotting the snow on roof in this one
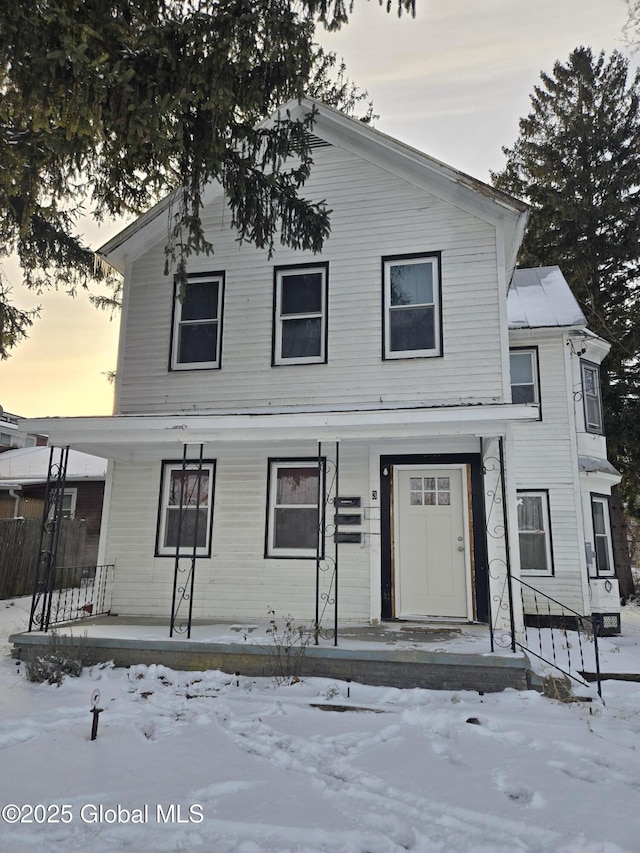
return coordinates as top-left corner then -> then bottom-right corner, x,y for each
0,446 -> 107,484
508,266 -> 586,329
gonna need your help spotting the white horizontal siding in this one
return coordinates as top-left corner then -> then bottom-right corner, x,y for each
104,442 -> 372,622
510,335 -> 586,613
117,146 -> 503,414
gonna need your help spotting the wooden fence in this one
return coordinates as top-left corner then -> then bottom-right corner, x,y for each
0,518 -> 87,599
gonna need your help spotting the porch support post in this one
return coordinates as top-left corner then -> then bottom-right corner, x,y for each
333,440 -> 339,646
482,434 -> 524,648
29,445 -> 69,633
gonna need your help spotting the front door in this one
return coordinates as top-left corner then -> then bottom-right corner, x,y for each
393,466 -> 470,619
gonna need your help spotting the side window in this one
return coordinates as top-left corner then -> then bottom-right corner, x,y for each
49,489 -> 77,520
591,495 -> 614,577
266,460 -> 323,557
581,361 -> 604,434
171,273 -> 224,370
510,348 -> 539,404
156,461 -> 215,556
383,254 -> 441,359
273,265 -> 328,365
517,490 -> 553,575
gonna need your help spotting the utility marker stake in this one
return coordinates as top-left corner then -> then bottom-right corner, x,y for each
346,678 -> 352,698
90,689 -> 103,741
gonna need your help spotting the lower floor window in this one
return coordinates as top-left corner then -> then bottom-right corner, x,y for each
591,495 -> 614,576
156,460 -> 215,556
517,490 -> 553,575
266,460 -> 322,557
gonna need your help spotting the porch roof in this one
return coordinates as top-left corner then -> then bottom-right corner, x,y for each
23,403 -> 538,460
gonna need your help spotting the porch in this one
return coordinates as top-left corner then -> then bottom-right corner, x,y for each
9,615 -> 532,693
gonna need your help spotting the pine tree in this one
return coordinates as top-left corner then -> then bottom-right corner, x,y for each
0,0 -> 415,358
492,47 -> 640,597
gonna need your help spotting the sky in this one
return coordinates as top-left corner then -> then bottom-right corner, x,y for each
1,596 -> 640,851
0,0 -> 634,418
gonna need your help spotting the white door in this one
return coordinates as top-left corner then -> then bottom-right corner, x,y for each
394,466 -> 470,619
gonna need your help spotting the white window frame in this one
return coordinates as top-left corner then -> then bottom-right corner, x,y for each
383,254 -> 441,359
273,265 -> 327,366
581,360 -> 604,434
591,494 -> 615,577
49,488 -> 77,520
171,273 -> 224,370
510,347 -> 539,405
156,461 -> 215,557
266,460 -> 323,558
517,490 -> 553,576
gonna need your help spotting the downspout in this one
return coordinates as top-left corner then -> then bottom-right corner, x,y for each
8,487 -> 21,517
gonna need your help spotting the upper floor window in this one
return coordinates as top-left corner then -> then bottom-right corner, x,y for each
273,264 -> 328,365
171,273 -> 224,370
581,361 -> 604,433
591,495 -> 614,577
155,461 -> 215,556
383,254 -> 441,359
517,490 -> 553,576
510,348 -> 539,404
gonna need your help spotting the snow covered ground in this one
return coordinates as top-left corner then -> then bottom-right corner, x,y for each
1,596 -> 640,852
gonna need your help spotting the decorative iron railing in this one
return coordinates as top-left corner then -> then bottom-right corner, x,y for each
498,576 -> 603,699
29,564 -> 114,631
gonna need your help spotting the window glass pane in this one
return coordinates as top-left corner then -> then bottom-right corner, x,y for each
583,367 -> 596,396
517,495 -> 543,531
424,491 -> 436,506
181,280 -> 218,321
592,501 -> 606,535
281,273 -> 322,315
519,532 -> 548,571
274,507 -> 318,549
586,396 -> 602,430
179,323 -> 218,363
410,477 -> 421,490
410,492 -> 422,505
390,263 -> 433,306
165,507 -> 207,548
512,384 -> 535,404
281,318 -> 321,359
276,467 -> 318,505
510,352 -> 533,385
169,471 -> 209,507
595,536 -> 611,574
389,306 -> 435,352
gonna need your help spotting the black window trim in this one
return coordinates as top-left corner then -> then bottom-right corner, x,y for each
169,271 -> 225,372
580,358 -> 604,435
271,262 -> 329,367
155,458 -> 216,557
381,250 -> 443,361
590,492 -> 615,578
264,456 -> 326,559
509,345 -> 542,419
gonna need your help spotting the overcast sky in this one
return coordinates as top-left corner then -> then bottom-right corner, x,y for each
1,0 -> 633,419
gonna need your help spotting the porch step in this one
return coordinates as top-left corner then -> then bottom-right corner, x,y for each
9,631 -> 530,693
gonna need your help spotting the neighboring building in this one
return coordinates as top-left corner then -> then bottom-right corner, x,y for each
0,409 -> 46,452
23,98 -> 621,636
0,447 -> 107,566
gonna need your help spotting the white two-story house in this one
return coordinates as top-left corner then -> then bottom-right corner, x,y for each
27,98 -> 621,639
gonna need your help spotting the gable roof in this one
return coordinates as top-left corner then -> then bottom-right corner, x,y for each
508,266 -> 586,329
96,97 -> 528,279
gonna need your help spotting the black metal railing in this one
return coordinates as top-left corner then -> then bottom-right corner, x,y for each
515,577 -> 603,699
29,564 -> 114,631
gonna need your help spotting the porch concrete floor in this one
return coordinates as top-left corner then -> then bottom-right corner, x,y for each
9,616 -> 531,693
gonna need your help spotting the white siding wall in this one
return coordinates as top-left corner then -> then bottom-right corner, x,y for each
510,332 -> 587,613
104,441 -> 371,622
117,146 -> 504,415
